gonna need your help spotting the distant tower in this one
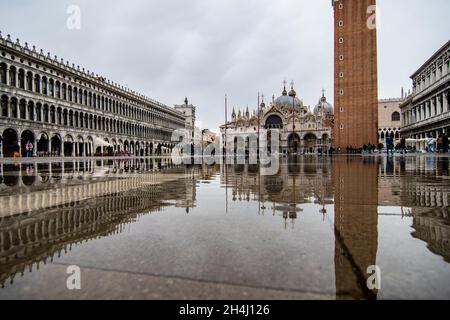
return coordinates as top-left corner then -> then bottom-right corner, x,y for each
333,0 -> 379,149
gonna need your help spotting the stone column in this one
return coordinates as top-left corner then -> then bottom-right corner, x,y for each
33,140 -> 37,157
444,91 -> 450,112
431,98 -> 436,117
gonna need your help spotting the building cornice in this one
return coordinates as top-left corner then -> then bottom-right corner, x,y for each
0,31 -> 184,120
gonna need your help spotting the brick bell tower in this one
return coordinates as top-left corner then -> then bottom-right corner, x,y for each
332,0 -> 379,150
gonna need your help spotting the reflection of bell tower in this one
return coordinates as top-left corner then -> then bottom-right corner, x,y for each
333,157 -> 379,299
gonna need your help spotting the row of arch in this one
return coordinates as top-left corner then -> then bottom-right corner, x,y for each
0,94 -> 173,141
228,132 -> 331,154
378,130 -> 401,141
1,128 -> 176,158
0,61 -> 184,128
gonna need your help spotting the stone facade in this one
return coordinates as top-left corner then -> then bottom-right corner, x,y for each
378,97 -> 404,145
220,83 -> 334,155
400,40 -> 450,149
333,0 -> 379,150
174,97 -> 196,144
0,32 -> 186,158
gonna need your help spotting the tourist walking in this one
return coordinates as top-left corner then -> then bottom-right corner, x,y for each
386,136 -> 394,155
427,136 -> 436,153
400,137 -> 406,155
437,134 -> 443,153
25,141 -> 34,158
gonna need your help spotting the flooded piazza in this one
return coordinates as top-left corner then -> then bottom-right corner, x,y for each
0,155 -> 449,300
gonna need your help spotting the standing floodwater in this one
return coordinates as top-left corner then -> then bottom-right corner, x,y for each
0,156 -> 449,299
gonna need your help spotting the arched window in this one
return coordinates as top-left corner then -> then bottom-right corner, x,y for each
0,63 -> 7,84
392,111 -> 400,122
10,98 -> 18,118
63,109 -> 68,126
49,79 -> 54,96
56,81 -> 61,98
34,74 -> 40,93
43,105 -> 49,123
57,107 -> 62,125
50,106 -> 56,124
9,66 -> 17,87
42,77 -> 48,95
265,115 -> 284,129
62,83 -> 67,100
26,71 -> 33,91
69,110 -> 74,127
84,90 -> 88,105
18,69 -> 25,89
28,101 -> 35,121
36,103 -> 42,122
1,95 -> 8,117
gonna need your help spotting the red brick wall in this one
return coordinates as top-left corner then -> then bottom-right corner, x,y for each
333,0 -> 379,149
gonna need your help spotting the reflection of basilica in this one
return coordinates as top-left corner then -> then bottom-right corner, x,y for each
220,82 -> 334,154
221,157 -> 334,227
220,156 -> 450,299
222,157 -> 380,299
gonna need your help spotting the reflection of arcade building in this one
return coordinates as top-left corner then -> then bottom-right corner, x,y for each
0,171 -> 199,287
221,82 -> 334,154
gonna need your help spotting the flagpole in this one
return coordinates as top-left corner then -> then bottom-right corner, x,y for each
257,92 -> 260,157
257,92 -> 261,216
225,94 -> 228,157
225,94 -> 228,213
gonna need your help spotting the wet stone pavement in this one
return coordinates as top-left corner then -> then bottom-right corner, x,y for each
0,156 -> 449,300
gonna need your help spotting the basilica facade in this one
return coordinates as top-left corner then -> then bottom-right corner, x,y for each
221,83 -> 334,154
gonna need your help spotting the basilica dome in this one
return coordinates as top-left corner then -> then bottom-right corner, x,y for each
314,93 -> 333,115
274,83 -> 303,108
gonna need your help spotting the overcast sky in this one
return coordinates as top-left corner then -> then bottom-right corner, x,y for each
1,0 -> 449,130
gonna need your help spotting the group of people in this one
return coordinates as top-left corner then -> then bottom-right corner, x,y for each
0,139 -> 34,158
343,144 -> 377,154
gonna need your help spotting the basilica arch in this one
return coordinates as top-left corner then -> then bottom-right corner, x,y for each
265,114 -> 284,129
303,133 -> 318,153
288,133 -> 301,153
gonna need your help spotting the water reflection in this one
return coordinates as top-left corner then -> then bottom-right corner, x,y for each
220,156 -> 449,299
0,156 -> 449,299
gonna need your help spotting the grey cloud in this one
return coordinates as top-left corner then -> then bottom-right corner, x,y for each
0,0 -> 449,130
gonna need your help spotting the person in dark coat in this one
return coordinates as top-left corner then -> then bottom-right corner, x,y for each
443,133 -> 449,153
400,137 -> 406,154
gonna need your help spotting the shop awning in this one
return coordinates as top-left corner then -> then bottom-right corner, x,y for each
93,136 -> 113,148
